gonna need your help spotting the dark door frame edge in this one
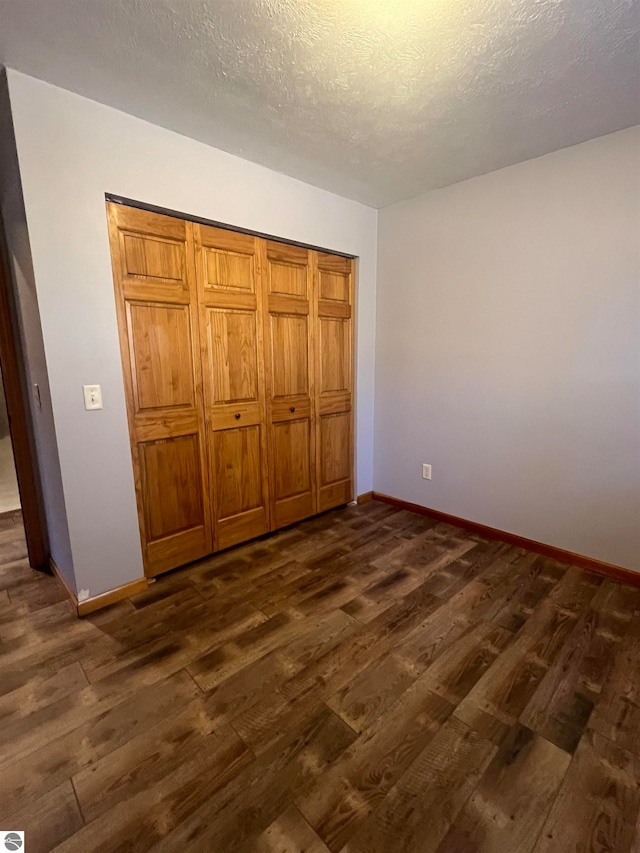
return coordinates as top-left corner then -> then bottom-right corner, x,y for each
0,216 -> 50,569
105,194 -> 357,260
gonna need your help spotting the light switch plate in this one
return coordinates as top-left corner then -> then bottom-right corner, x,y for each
83,384 -> 103,411
422,463 -> 432,480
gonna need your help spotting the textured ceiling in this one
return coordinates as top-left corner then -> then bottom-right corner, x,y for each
0,0 -> 638,206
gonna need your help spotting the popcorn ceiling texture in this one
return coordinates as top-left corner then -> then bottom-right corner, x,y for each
0,0 -> 638,206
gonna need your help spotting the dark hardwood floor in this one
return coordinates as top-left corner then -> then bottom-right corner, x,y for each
1,500 -> 639,852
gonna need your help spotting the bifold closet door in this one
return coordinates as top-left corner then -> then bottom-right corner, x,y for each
314,252 -> 355,511
263,241 -> 316,529
107,204 -> 212,576
194,225 -> 270,550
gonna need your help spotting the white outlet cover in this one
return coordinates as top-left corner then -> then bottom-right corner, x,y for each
422,464 -> 432,480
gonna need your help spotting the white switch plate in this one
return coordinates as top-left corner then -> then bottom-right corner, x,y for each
422,463 -> 432,480
83,384 -> 103,411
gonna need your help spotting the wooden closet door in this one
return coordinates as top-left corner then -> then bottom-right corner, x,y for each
263,241 -> 316,528
107,204 -> 212,576
194,224 -> 270,550
313,251 -> 354,511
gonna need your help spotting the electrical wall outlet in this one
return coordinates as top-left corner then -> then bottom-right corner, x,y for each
422,463 -> 432,480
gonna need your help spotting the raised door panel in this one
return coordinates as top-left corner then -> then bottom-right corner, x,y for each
272,419 -> 314,527
128,303 -> 195,411
270,314 -> 309,398
263,241 -> 315,529
319,269 -> 350,303
141,435 -> 205,540
195,224 -> 270,549
123,234 -> 184,282
318,412 -> 352,510
214,427 -> 263,517
319,318 -> 350,395
212,425 -> 266,550
205,249 -> 255,294
314,252 -> 354,512
207,308 -> 259,405
267,243 -> 309,298
269,262 -> 307,298
107,203 -> 212,577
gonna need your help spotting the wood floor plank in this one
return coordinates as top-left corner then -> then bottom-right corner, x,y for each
520,605 -> 622,753
0,599 -> 76,642
0,502 -> 637,853
341,716 -> 498,853
326,652 -> 417,734
0,669 -> 202,815
153,707 -> 356,852
2,779 -> 83,852
436,725 -> 571,853
52,725 -> 253,853
71,696 -> 218,822
0,661 -> 88,723
252,805 -> 331,853
532,729 -> 640,853
296,685 -> 453,851
588,622 -> 640,755
453,569 -> 600,745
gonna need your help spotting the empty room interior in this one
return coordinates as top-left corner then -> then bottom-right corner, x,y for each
0,1 -> 639,851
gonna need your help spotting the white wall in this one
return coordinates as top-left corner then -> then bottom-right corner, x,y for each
6,70 -> 378,598
376,126 -> 640,571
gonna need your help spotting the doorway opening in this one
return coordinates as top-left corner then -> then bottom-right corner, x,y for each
0,379 -> 20,517
0,222 -> 49,571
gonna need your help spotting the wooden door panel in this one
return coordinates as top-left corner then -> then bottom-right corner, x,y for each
272,418 -> 314,527
274,419 -> 311,500
196,224 -> 270,549
205,248 -> 255,293
269,262 -> 307,297
318,412 -> 352,511
320,413 -> 351,487
270,315 -> 309,398
319,318 -> 350,394
214,426 -> 263,517
267,242 -> 309,298
264,241 -> 315,529
319,269 -> 350,303
314,252 -> 354,512
108,203 -> 212,577
212,425 -> 268,548
123,233 -> 185,282
207,308 -> 259,404
141,434 -> 205,541
128,303 -> 195,411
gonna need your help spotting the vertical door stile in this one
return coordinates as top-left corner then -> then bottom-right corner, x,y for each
190,222 -> 216,547
310,250 -> 321,515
